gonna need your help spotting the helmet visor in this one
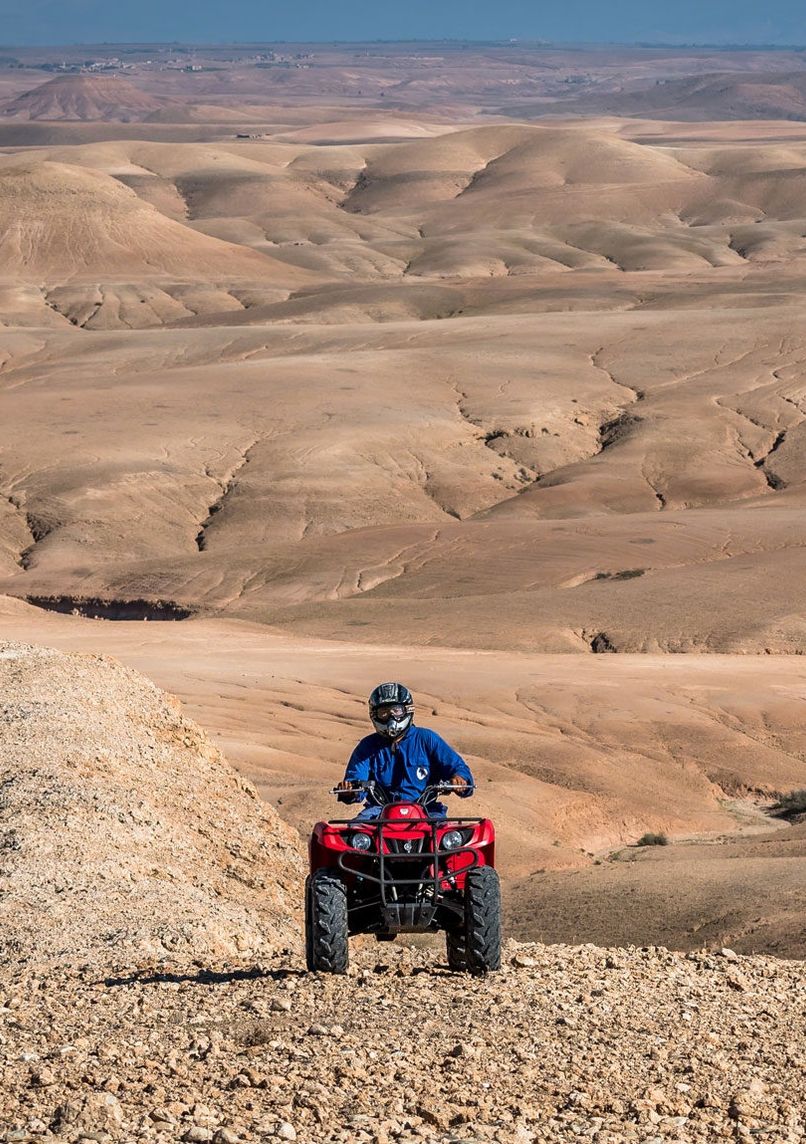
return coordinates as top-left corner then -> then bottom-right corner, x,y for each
373,703 -> 407,725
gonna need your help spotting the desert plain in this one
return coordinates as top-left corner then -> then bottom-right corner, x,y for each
0,30 -> 805,1036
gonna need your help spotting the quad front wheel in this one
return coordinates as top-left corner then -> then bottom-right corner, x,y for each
305,870 -> 349,973
463,866 -> 501,974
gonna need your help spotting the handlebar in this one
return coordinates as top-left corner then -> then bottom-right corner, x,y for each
329,780 -> 474,805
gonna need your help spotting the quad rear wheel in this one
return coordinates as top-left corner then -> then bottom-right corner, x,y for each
463,866 -> 501,974
445,926 -> 468,970
305,870 -> 349,973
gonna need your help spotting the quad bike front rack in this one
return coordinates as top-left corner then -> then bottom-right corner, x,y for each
327,815 -> 484,930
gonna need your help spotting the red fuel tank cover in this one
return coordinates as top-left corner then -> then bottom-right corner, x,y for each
381,803 -> 428,822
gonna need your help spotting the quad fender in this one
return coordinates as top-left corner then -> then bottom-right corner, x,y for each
309,821 -> 364,874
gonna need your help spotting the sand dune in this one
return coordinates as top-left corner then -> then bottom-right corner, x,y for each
2,54 -> 806,1144
58,124 -> 806,283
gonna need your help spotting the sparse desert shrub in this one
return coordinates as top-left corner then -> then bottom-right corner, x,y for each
773,789 -> 806,816
235,1018 -> 275,1047
636,832 -> 669,847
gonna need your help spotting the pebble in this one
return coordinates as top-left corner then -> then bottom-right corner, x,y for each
150,1109 -> 176,1124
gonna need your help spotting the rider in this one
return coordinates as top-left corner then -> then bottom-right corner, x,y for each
336,682 -> 474,819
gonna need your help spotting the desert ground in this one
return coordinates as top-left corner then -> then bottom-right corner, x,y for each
1,40 -> 806,986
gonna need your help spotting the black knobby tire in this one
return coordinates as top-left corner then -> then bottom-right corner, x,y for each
305,870 -> 349,974
445,926 -> 468,971
464,866 -> 501,974
304,875 -> 314,969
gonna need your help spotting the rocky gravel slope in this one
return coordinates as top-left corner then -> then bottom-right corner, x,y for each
0,643 -> 303,969
0,643 -> 803,1143
0,941 -> 804,1144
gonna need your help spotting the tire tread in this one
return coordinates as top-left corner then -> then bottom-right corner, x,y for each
464,866 -> 501,974
305,870 -> 349,974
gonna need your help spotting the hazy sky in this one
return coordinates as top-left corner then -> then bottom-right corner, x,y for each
0,0 -> 804,47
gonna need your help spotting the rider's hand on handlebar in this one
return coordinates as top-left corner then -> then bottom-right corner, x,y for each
335,779 -> 359,802
449,775 -> 470,791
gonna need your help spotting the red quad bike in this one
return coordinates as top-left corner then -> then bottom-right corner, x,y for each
305,781 -> 500,974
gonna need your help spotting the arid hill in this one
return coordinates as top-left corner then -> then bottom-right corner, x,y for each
0,642 -> 303,970
1,74 -> 165,121
559,70 -> 806,123
0,158 -> 312,286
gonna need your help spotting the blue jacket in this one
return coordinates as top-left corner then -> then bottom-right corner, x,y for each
344,725 -> 474,807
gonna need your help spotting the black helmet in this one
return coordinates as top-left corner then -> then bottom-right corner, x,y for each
369,682 -> 414,740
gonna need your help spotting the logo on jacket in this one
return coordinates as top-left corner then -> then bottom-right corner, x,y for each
416,766 -> 428,781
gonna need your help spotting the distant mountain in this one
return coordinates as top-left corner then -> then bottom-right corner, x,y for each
534,69 -> 806,122
1,74 -> 165,122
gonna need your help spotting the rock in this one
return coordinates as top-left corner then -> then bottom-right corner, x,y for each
270,998 -> 292,1013
720,948 -> 739,962
212,1131 -> 240,1144
150,1109 -> 177,1124
70,1094 -> 124,1131
276,1125 -> 297,1141
30,1067 -> 56,1086
183,1129 -> 213,1143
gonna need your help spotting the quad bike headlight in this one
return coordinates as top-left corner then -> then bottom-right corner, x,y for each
350,832 -> 372,851
441,829 -> 465,851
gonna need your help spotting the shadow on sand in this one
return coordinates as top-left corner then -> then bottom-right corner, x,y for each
102,964 -> 307,988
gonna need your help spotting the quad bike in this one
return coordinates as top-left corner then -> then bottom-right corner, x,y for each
305,781 -> 500,974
